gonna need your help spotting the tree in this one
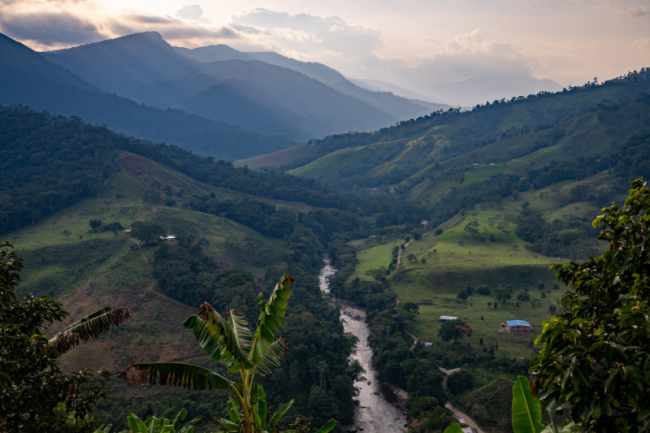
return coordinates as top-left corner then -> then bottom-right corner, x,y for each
130,221 -> 166,245
548,305 -> 556,314
120,274 -> 336,433
456,290 -> 468,302
407,253 -> 417,263
437,319 -> 473,343
464,221 -> 481,242
89,219 -> 103,231
412,230 -> 422,241
0,242 -> 130,432
531,179 -> 650,433
62,229 -> 72,242
103,222 -> 124,237
493,287 -> 511,304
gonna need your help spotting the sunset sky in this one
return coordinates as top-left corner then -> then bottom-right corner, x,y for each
1,0 -> 648,93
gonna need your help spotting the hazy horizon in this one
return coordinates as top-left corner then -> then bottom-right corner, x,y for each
1,0 -> 648,104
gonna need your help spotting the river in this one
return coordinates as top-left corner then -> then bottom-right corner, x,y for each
318,260 -> 408,433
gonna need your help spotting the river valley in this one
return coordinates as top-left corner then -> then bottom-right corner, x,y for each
318,261 -> 408,433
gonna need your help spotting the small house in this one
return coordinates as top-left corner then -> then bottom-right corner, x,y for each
438,316 -> 458,322
506,320 -> 533,334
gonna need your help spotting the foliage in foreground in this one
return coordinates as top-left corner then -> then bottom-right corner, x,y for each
531,179 -> 650,433
120,273 -> 336,433
0,242 -> 130,432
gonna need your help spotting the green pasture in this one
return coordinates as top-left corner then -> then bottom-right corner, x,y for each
348,237 -> 404,281
349,207 -> 565,359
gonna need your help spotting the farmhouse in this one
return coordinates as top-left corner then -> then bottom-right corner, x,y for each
438,315 -> 458,321
506,320 -> 533,334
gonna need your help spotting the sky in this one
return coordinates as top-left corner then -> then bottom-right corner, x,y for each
1,0 -> 649,99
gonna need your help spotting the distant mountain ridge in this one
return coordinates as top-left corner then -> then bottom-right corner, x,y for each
174,44 -> 449,120
0,32 -> 293,160
43,33 -> 441,142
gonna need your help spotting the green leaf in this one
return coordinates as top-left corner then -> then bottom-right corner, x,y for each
315,419 -> 337,433
269,399 -> 294,429
227,398 -> 242,424
253,337 -> 289,376
251,273 -> 293,364
120,362 -> 233,391
226,311 -> 254,364
257,385 -> 267,429
171,408 -> 188,431
216,418 -> 239,432
512,377 -> 546,433
443,423 -> 464,433
127,413 -> 148,433
184,304 -> 251,373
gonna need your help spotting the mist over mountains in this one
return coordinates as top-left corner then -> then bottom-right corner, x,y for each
42,32 -> 445,142
1,29 -> 564,160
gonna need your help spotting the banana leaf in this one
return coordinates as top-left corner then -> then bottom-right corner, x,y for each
48,306 -> 131,354
512,376 -> 545,433
253,337 -> 288,376
120,362 -> 233,391
251,273 -> 293,364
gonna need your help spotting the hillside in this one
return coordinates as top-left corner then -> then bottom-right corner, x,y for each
175,43 -> 448,120
0,33 -> 293,160
43,32 -> 199,96
291,68 -> 650,433
43,32 -> 419,141
289,70 -> 650,194
1,107 -> 369,431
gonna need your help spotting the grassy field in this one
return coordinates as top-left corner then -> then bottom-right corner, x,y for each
348,237 -> 404,281
234,145 -> 319,169
349,208 -> 565,359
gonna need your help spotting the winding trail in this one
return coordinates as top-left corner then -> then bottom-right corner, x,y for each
393,236 -> 485,433
396,240 -> 415,266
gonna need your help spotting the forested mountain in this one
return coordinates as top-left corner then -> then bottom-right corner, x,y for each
0,33 -> 292,160
176,43 -> 448,120
43,32 -> 425,141
129,59 -> 395,140
43,32 -> 199,96
286,68 -> 650,260
0,106 -> 422,430
292,69 -> 650,191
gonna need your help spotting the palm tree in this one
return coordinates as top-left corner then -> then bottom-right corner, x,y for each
120,273 -> 335,433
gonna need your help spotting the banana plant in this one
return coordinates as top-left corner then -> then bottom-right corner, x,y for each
117,409 -> 199,433
120,274 -> 336,433
511,377 -> 574,433
219,385 -> 336,433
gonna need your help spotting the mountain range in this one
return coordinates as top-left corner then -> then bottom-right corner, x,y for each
43,32 -> 445,142
0,32 -> 292,160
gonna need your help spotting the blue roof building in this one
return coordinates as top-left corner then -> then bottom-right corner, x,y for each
506,320 -> 533,334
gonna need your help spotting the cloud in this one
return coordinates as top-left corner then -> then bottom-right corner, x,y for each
174,4 -> 210,23
231,8 -> 384,59
0,0 -> 240,49
0,11 -> 104,44
626,4 -> 650,16
108,13 -> 238,44
632,37 -> 650,49
176,4 -> 202,21
598,0 -> 650,17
